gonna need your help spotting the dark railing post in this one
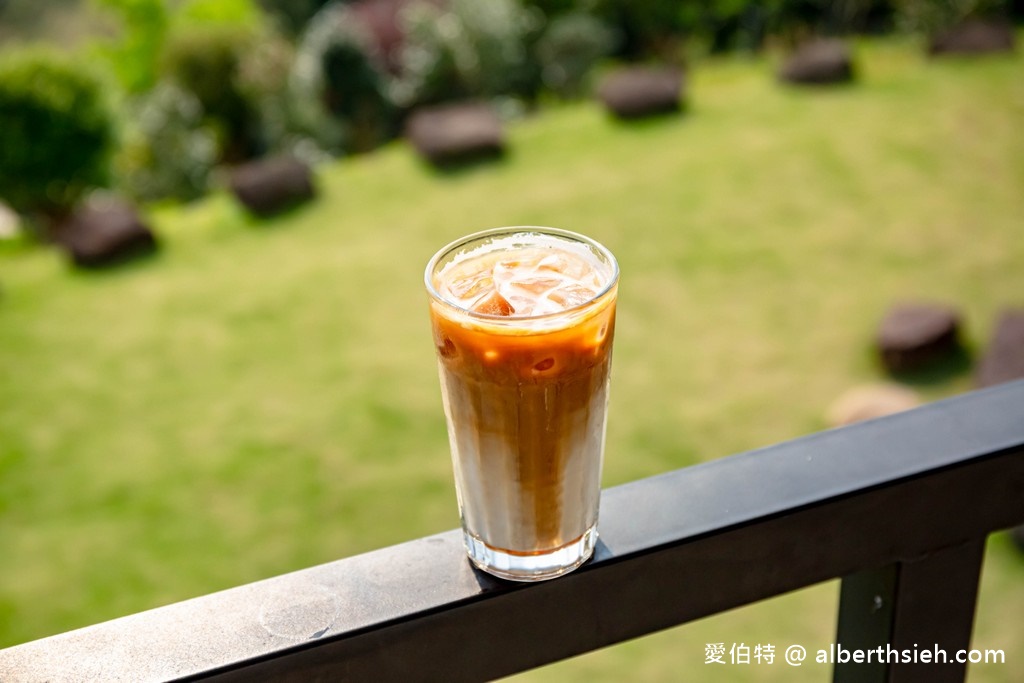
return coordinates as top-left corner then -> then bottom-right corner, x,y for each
834,537 -> 986,683
834,562 -> 898,683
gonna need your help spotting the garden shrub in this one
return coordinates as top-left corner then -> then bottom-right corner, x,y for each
678,1 -> 775,53
594,0 -> 690,59
174,0 -> 263,26
892,0 -> 1009,33
294,2 -> 397,153
93,0 -> 267,95
345,0 -> 420,75
535,11 -> 618,98
521,0 -> 584,20
236,25 -> 344,160
115,83 -> 218,203
767,0 -> 897,40
0,50 -> 115,223
92,0 -> 170,94
161,23 -> 262,161
589,0 -> 896,57
121,25 -> 333,202
392,0 -> 545,108
257,0 -> 333,36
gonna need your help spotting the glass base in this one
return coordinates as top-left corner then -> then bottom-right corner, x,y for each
463,525 -> 597,582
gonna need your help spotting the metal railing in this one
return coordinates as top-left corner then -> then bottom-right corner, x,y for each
2,380 -> 1022,682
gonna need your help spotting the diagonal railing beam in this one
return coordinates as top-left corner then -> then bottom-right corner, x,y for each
1,380 -> 1022,683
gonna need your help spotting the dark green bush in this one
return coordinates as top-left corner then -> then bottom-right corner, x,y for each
535,12 -> 618,98
594,0 -> 690,59
119,24 -> 333,203
161,24 -> 261,161
0,0 -> 80,41
893,0 -> 1008,32
115,83 -> 218,203
257,0 -> 333,35
238,24 -> 343,159
294,2 -> 396,153
521,0 -> 585,19
571,0 -> 897,57
767,0 -> 897,40
393,0 -> 545,108
0,50 -> 115,221
93,0 -> 170,94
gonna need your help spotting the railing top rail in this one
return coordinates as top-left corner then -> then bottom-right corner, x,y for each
2,380 -> 1022,682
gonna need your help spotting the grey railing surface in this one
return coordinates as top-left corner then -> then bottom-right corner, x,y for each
2,380 -> 1022,683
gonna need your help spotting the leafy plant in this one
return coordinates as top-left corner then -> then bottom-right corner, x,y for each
892,0 -> 1008,32
256,0 -> 332,36
115,83 -> 218,202
535,11 -> 618,98
293,2 -> 396,153
595,0 -> 690,59
0,50 -> 115,223
91,0 -> 171,94
236,25 -> 342,160
174,0 -> 262,26
160,23 -> 261,161
392,0 -> 545,108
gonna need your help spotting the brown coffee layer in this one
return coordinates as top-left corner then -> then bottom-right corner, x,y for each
431,290 -> 616,552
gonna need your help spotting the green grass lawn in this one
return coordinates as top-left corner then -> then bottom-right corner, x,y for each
2,36 -> 1023,681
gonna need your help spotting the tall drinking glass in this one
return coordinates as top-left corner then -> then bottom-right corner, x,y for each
425,227 -> 619,581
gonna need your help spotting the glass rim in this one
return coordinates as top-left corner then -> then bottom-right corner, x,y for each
424,226 -> 620,323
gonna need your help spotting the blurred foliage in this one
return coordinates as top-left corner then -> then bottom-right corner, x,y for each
91,0 -> 169,94
0,49 -> 114,222
1,0 -> 1015,210
173,0 -> 262,26
241,26 -> 344,160
892,0 -> 1010,32
535,12 -> 618,98
596,0 -> 691,59
160,23 -> 261,162
87,0 -> 261,95
256,0 -> 332,36
392,0 -> 545,108
521,0 -> 590,18
0,0 -> 103,46
114,83 -> 217,203
0,0 -> 80,32
295,2 -> 396,153
592,0 -> 898,58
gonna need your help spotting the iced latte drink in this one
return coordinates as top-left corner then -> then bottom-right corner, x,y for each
425,228 -> 618,581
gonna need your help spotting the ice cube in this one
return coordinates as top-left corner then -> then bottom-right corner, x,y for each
504,294 -> 538,316
537,251 -> 589,280
472,291 -> 514,316
547,283 -> 596,309
447,272 -> 494,301
492,259 -> 523,282
508,276 -> 563,296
